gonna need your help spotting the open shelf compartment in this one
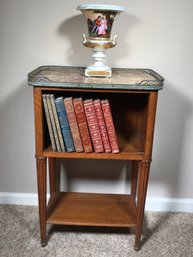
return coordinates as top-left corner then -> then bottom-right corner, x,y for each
42,89 -> 149,158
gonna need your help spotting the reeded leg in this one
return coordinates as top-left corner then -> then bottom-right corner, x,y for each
134,160 -> 151,251
48,158 -> 56,194
36,156 -> 47,247
131,160 -> 139,201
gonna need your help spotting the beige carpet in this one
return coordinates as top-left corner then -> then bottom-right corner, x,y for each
0,204 -> 193,257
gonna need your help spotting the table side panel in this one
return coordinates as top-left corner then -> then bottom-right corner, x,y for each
33,87 -> 44,156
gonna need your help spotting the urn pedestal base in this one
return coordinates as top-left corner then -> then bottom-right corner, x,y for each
85,49 -> 111,77
85,68 -> 111,78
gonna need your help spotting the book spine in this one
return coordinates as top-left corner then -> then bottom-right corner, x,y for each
50,94 -> 65,152
55,97 -> 75,152
94,99 -> 111,153
101,99 -> 119,153
46,94 -> 62,152
73,98 -> 93,153
42,94 -> 56,152
64,97 -> 83,152
83,99 -> 104,153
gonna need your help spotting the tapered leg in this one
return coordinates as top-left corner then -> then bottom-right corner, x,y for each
134,160 -> 151,251
48,158 -> 56,194
36,156 -> 47,247
131,160 -> 139,201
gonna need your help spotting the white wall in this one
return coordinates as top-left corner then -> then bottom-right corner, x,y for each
0,0 -> 193,210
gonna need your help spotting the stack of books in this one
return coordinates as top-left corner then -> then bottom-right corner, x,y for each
42,94 -> 119,153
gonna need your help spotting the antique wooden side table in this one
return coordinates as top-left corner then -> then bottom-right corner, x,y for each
28,66 -> 164,251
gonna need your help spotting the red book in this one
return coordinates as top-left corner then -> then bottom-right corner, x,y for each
94,99 -> 111,153
64,97 -> 83,152
101,99 -> 119,153
83,99 -> 104,153
73,98 -> 93,153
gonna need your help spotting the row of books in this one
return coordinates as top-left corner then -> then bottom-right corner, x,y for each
42,94 -> 119,153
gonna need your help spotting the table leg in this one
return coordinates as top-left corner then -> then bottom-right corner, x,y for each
131,160 -> 139,201
134,160 -> 151,251
48,158 -> 57,194
36,156 -> 47,247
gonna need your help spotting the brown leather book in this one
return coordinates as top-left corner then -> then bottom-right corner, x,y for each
94,99 -> 111,153
73,98 -> 93,152
64,97 -> 83,152
101,99 -> 119,153
83,99 -> 104,153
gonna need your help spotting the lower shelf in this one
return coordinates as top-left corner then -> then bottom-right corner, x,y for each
46,192 -> 137,228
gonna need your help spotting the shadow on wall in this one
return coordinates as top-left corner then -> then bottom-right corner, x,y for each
60,159 -> 128,193
0,82 -> 36,192
57,13 -> 139,67
59,81 -> 192,198
150,80 -> 193,199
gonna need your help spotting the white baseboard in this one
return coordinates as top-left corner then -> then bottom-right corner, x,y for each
0,192 -> 39,206
0,192 -> 193,212
145,197 -> 193,212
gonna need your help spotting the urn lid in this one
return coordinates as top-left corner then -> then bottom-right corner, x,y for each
77,4 -> 125,12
